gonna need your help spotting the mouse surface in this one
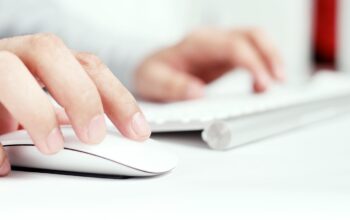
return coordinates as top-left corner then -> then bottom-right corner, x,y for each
0,127 -> 178,177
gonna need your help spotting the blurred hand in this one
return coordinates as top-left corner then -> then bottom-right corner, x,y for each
135,28 -> 285,102
0,33 -> 151,176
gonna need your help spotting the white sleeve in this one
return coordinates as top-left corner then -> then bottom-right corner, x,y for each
0,0 -> 160,92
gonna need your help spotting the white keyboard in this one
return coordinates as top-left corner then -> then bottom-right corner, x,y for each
139,71 -> 350,150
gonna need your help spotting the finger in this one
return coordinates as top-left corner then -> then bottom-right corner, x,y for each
228,36 -> 273,93
75,52 -> 151,141
135,61 -> 205,102
0,103 -> 18,134
243,29 -> 285,81
0,144 -> 11,177
0,34 -> 106,144
0,51 -> 63,154
55,108 -> 70,125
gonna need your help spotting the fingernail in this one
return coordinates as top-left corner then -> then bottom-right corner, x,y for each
186,82 -> 205,99
88,114 -> 106,144
46,128 -> 64,154
131,112 -> 151,139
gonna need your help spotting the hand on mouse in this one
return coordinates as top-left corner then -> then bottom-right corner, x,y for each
135,28 -> 285,102
0,33 -> 151,176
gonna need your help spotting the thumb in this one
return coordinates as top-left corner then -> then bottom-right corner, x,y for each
136,62 -> 205,102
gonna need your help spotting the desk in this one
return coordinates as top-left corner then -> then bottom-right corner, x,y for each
2,114 -> 350,219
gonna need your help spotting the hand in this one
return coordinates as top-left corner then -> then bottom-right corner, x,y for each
0,33 -> 151,176
135,28 -> 285,102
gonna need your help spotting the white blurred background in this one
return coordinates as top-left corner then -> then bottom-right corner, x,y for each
59,0 -> 313,84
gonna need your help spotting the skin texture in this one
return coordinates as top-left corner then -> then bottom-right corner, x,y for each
0,33 -> 151,177
0,27 -> 284,177
135,28 -> 285,102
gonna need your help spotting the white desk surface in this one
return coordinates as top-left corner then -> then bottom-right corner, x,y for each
2,114 -> 350,219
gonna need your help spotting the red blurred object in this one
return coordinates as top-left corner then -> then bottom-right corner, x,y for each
313,0 -> 337,68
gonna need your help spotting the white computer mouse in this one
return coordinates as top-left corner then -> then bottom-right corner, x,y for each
0,126 -> 178,177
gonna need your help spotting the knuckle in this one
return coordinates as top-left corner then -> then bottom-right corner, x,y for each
78,53 -> 103,68
249,27 -> 265,37
77,53 -> 108,77
28,33 -> 65,51
229,41 -> 251,64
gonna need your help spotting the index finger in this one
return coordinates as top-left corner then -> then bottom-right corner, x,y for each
75,52 -> 151,141
0,34 -> 107,145
241,29 -> 285,81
